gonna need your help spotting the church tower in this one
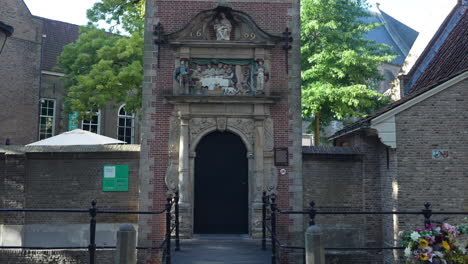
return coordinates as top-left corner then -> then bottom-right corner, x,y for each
140,1 -> 302,263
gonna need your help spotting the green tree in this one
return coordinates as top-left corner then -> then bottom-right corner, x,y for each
58,0 -> 144,120
301,0 -> 395,145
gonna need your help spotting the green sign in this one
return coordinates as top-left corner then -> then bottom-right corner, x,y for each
102,165 -> 129,192
68,112 -> 79,130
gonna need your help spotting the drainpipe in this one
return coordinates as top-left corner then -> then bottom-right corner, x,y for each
37,32 -> 46,140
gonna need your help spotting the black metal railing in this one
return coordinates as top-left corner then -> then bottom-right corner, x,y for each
261,191 -> 468,264
0,191 -> 181,264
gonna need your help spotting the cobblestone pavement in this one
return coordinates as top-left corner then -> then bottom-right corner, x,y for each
172,234 -> 270,264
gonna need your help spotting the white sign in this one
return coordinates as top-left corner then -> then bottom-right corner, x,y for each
104,166 -> 116,178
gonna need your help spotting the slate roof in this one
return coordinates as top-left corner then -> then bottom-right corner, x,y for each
302,146 -> 362,155
363,10 -> 418,65
36,17 -> 80,72
378,9 -> 419,55
408,7 -> 467,93
330,2 -> 468,140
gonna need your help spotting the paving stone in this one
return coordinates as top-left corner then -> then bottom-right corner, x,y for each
172,235 -> 270,264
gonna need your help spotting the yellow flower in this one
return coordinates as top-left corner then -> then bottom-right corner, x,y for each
442,240 -> 450,251
419,254 -> 429,260
419,238 -> 429,247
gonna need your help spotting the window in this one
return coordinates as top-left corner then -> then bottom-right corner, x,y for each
82,110 -> 101,134
117,105 -> 135,144
39,99 -> 55,139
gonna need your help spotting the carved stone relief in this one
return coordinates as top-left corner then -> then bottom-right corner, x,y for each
216,117 -> 227,132
176,59 -> 269,96
227,118 -> 254,145
165,7 -> 282,44
165,160 -> 179,192
264,118 -> 274,152
168,115 -> 180,153
189,118 -> 217,143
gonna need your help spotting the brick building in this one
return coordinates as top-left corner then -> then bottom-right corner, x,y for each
139,0 -> 302,263
0,0 -> 140,146
328,1 -> 467,263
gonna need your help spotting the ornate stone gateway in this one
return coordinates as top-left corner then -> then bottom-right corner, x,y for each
141,2 -> 302,258
162,5 -> 284,237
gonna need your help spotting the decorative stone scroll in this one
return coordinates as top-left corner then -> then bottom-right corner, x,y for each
227,118 -> 254,145
165,6 -> 282,44
165,160 -> 179,192
189,118 -> 217,143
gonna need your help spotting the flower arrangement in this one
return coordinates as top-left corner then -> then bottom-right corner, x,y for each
399,222 -> 468,264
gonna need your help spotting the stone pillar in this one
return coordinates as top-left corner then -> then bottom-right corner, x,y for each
254,119 -> 265,200
115,224 -> 137,264
305,225 -> 325,264
178,116 -> 190,204
178,115 -> 192,237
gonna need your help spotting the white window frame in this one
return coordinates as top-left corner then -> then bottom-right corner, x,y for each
117,105 -> 135,144
38,98 -> 56,139
81,110 -> 101,134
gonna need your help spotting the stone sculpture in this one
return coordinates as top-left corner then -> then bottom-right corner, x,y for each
174,59 -> 190,94
214,13 -> 232,40
254,60 -> 268,92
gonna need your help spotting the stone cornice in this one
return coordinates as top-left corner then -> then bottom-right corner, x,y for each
164,95 -> 280,104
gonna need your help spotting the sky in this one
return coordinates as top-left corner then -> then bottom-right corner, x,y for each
23,0 -> 457,33
23,0 -> 98,26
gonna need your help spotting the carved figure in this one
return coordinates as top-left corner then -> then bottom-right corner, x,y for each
174,59 -> 190,93
254,60 -> 268,91
191,65 -> 203,94
202,64 -> 216,77
214,13 -> 232,40
214,63 -> 225,76
223,86 -> 239,95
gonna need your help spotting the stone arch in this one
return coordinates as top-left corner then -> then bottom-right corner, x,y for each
190,125 -> 253,154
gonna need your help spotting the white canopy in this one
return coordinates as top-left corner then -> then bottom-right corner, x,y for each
26,129 -> 126,146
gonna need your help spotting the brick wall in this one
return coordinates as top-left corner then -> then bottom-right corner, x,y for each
0,150 -> 27,225
24,151 -> 140,224
0,0 -> 43,145
394,78 -> 467,238
0,249 -> 114,264
333,78 -> 468,263
303,151 -> 383,263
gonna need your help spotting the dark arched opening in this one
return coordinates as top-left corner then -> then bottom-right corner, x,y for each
194,131 -> 248,234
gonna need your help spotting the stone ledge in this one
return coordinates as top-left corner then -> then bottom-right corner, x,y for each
165,95 -> 280,104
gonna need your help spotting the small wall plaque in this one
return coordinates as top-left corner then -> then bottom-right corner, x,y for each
103,165 -> 129,192
274,148 -> 289,166
432,150 -> 449,159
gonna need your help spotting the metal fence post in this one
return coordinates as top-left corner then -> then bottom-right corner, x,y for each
88,200 -> 97,264
305,200 -> 324,264
423,202 -> 432,228
270,194 -> 277,264
166,196 -> 172,264
308,201 -> 316,226
175,191 -> 180,251
262,191 -> 267,250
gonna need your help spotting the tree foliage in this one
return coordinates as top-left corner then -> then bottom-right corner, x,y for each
58,0 -> 144,120
301,0 -> 395,144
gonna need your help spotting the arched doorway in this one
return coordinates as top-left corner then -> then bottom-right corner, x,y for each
194,131 -> 248,234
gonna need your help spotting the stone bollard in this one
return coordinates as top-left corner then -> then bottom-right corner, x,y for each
115,223 -> 137,264
305,225 -> 325,264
